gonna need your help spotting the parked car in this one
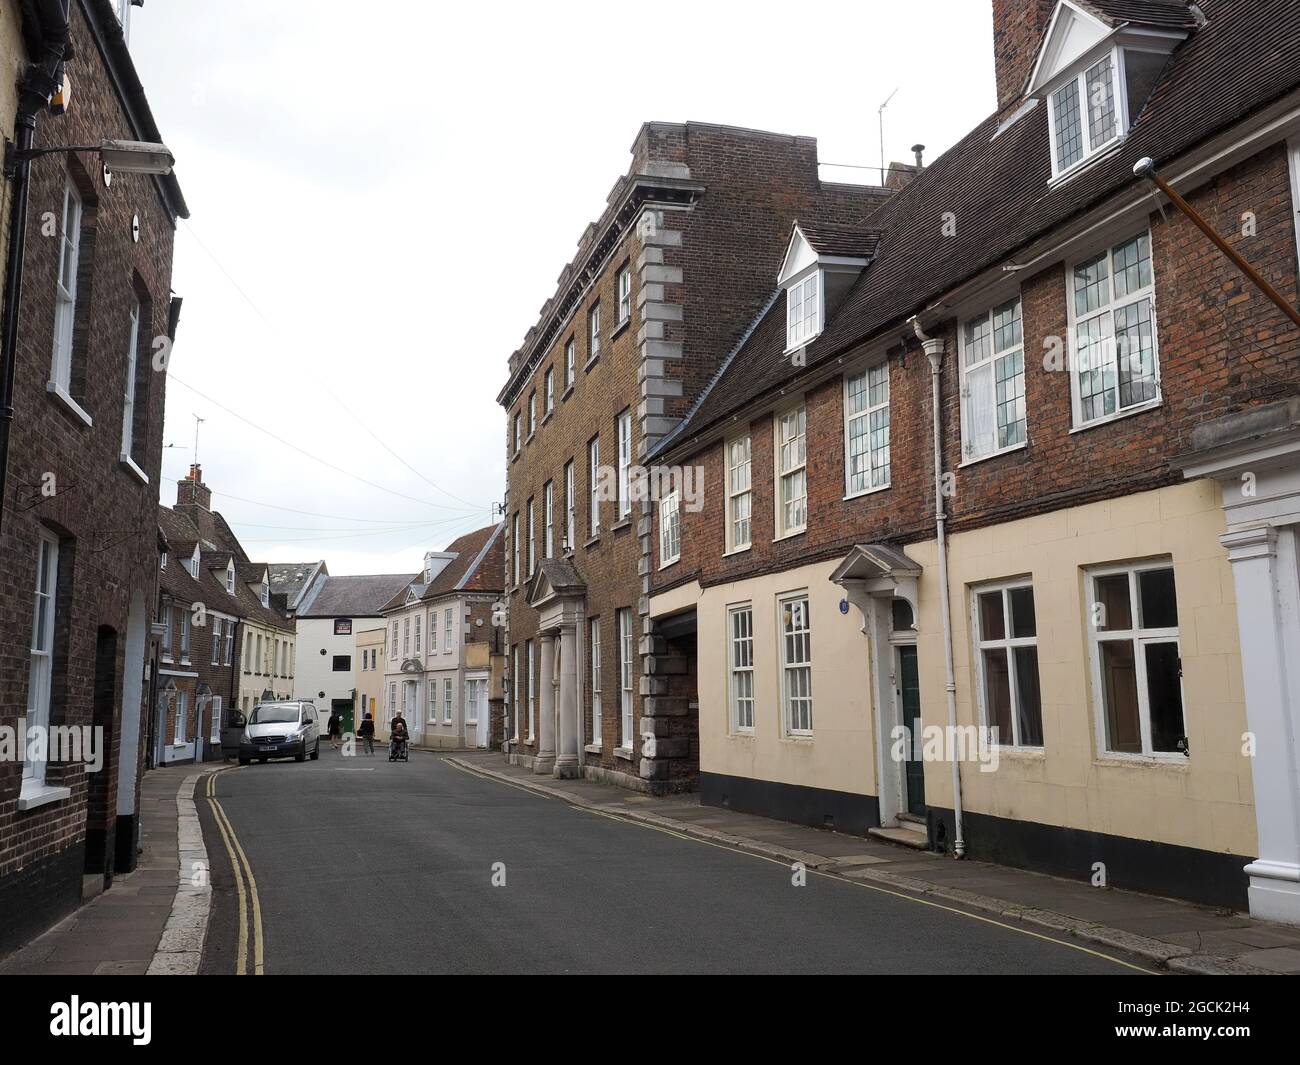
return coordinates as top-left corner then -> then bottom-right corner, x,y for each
238,701 -> 320,765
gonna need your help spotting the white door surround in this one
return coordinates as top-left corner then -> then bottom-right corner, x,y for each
1179,399 -> 1300,925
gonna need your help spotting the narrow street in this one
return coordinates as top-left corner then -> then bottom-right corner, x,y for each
197,750 -> 1148,975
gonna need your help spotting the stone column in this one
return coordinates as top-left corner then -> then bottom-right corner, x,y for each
555,623 -> 579,778
535,633 -> 556,774
1223,524 -> 1300,925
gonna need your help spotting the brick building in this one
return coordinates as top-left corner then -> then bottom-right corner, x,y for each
0,0 -> 186,953
648,0 -> 1300,919
497,122 -> 890,792
156,501 -> 244,765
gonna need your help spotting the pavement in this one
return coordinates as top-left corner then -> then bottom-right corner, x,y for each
0,763 -> 207,975
445,749 -> 1300,976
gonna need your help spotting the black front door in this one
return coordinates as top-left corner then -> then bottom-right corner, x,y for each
898,646 -> 925,815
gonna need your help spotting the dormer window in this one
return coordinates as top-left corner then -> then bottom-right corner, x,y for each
1048,51 -> 1122,177
160,551 -> 168,571
226,564 -> 235,594
187,546 -> 199,577
777,221 -> 875,354
1028,2 -> 1193,183
260,582 -> 270,608
786,272 -> 820,351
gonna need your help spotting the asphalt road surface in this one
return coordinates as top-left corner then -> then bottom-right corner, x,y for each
197,747 -> 1151,975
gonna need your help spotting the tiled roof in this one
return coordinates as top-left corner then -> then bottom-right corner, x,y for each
268,562 -> 322,603
659,0 -> 1300,449
1079,0 -> 1202,30
423,523 -> 504,599
797,221 -> 881,260
297,573 -> 418,618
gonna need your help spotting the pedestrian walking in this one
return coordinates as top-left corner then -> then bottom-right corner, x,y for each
358,712 -> 375,756
327,709 -> 342,750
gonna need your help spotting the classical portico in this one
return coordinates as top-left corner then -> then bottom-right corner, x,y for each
1178,399 -> 1300,926
526,559 -> 587,780
830,543 -> 923,832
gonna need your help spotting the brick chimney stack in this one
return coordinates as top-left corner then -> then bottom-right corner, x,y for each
176,463 -> 211,511
992,0 -> 1057,111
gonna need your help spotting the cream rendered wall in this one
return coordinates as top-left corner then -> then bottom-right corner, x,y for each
913,479 -> 1254,858
682,559 -> 878,800
354,627 -> 385,734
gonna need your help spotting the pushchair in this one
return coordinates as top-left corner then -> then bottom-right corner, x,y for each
389,732 -> 409,761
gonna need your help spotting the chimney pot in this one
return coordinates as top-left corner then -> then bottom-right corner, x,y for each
911,143 -> 925,167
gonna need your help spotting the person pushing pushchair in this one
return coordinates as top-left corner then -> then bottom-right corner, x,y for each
389,711 -> 409,761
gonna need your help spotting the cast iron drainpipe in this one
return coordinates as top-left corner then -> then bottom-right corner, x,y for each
910,315 -> 966,859
0,0 -> 71,538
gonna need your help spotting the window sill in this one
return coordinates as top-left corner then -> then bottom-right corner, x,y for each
843,482 -> 890,502
511,450 -> 520,463
611,516 -> 632,533
612,317 -> 631,340
729,729 -> 756,739
47,382 -> 93,426
723,544 -> 752,557
542,410 -> 553,426
583,534 -> 601,550
584,354 -> 600,373
562,384 -> 575,402
18,781 -> 72,812
614,746 -> 634,761
584,743 -> 602,754
1048,137 -> 1125,187
772,528 -> 806,543
525,431 -> 536,446
958,440 -> 1028,469
119,454 -> 150,484
782,732 -> 814,743
1094,752 -> 1189,769
1069,398 -> 1161,435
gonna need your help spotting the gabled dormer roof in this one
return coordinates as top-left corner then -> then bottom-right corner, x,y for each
1026,0 -> 1195,97
777,221 -> 879,285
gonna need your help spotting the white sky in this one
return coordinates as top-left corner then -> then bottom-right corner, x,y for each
131,0 -> 996,576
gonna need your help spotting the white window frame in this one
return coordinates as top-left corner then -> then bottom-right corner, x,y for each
1086,560 -> 1185,760
209,695 -> 223,745
511,512 -> 521,586
1047,48 -> 1128,181
211,618 -> 223,666
390,621 -> 398,658
617,608 -> 633,750
844,364 -> 891,496
564,460 -> 576,552
588,437 -> 601,535
785,270 -> 820,351
545,367 -> 554,414
543,480 -> 554,559
616,410 -> 632,519
527,499 -> 536,576
590,618 -> 602,749
120,296 -> 141,462
971,579 -> 1043,749
658,487 -> 680,567
565,337 -> 575,389
24,531 -> 59,785
444,607 -> 453,653
526,640 -> 535,741
528,391 -> 537,437
429,610 -> 438,652
51,180 -> 83,396
775,404 -> 807,538
960,297 -> 1027,463
588,303 -> 601,361
175,690 -> 188,744
727,603 -> 755,733
414,614 -> 421,653
443,677 -> 453,724
511,645 -> 520,740
513,413 -> 522,455
1067,229 -> 1161,430
403,617 -> 410,656
617,265 -> 632,324
725,434 -> 752,553
778,592 -> 813,736
465,678 -> 483,725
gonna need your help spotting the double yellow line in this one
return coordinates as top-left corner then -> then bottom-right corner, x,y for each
205,768 -> 265,975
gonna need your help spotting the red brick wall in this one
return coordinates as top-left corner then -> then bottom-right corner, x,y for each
661,144 -> 1300,589
0,3 -> 179,949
